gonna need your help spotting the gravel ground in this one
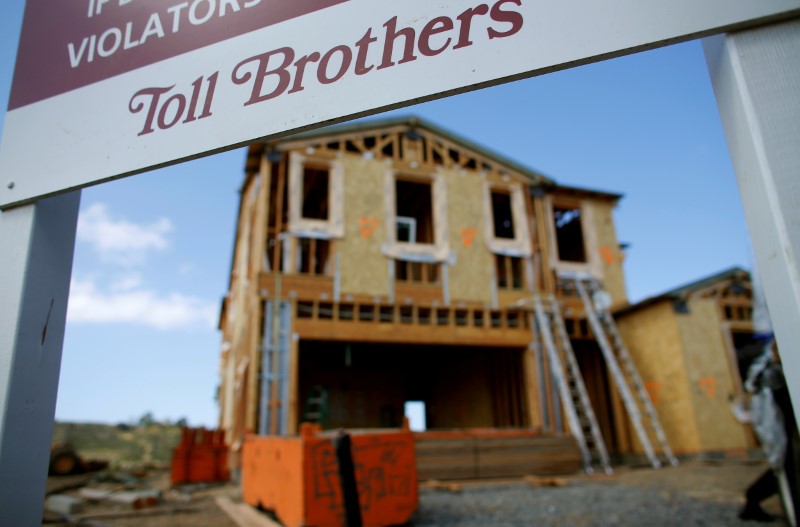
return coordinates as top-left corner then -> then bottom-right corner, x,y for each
411,460 -> 787,527
414,482 -> 762,527
43,458 -> 788,526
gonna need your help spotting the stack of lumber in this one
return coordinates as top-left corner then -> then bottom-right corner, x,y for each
415,429 -> 582,480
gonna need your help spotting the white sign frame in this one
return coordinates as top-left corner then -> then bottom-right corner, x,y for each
2,1 -> 800,525
1,0 -> 799,209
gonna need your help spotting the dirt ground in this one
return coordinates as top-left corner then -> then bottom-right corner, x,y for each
42,457 -> 785,526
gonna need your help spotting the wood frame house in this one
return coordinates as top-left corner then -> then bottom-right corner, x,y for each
217,116 -> 639,474
616,267 -> 759,456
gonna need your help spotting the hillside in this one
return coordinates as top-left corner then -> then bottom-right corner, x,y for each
52,421 -> 183,468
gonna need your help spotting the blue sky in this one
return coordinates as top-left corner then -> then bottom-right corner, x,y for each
0,2 -> 751,427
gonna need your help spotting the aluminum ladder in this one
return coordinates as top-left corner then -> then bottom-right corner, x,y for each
258,300 -> 292,435
568,275 -> 679,468
533,294 -> 613,475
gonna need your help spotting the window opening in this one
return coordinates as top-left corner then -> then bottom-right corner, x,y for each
297,238 -> 331,276
382,139 -> 395,158
318,302 -> 333,320
418,307 -> 432,325
396,217 -> 417,243
297,301 -> 314,319
396,179 -> 434,244
301,166 -> 329,220
380,306 -> 395,323
491,190 -> 516,239
404,401 -> 427,432
358,305 -> 375,322
495,254 -> 525,290
400,306 -> 414,324
395,261 -> 440,284
338,304 -> 354,321
553,205 -> 587,263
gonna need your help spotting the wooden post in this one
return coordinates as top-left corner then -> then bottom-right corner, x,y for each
0,192 -> 80,527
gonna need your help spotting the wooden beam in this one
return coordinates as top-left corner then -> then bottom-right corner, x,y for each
533,195 -> 555,294
216,496 -> 282,527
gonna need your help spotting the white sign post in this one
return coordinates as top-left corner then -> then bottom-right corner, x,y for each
703,19 -> 800,437
1,0 -> 800,524
0,192 -> 80,527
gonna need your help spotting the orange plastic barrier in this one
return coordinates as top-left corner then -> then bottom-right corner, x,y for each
242,422 -> 418,527
171,427 -> 230,485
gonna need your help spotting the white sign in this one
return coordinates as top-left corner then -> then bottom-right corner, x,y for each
1,0 -> 798,209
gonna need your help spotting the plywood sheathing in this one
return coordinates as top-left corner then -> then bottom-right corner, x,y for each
588,200 -> 628,307
616,300 -> 701,455
221,170 -> 262,441
445,167 -> 493,303
676,297 -> 750,451
337,156 -> 390,297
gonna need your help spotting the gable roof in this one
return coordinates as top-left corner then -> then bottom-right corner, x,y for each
616,266 -> 751,316
247,115 -> 555,185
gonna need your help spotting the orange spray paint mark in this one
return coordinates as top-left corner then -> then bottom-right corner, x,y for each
699,377 -> 717,399
460,228 -> 478,248
645,381 -> 661,405
598,246 -> 615,265
359,217 -> 380,238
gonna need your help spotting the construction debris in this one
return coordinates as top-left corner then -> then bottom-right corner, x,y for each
523,475 -> 570,488
216,496 -> 283,527
43,467 -> 227,527
79,487 -> 162,509
421,480 -> 463,493
44,494 -> 83,515
49,442 -> 109,476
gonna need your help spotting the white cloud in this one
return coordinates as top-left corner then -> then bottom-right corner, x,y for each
68,278 -> 217,331
77,203 -> 173,265
110,273 -> 143,292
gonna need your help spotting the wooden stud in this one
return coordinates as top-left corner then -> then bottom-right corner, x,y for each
533,196 -> 555,294
272,155 -> 287,273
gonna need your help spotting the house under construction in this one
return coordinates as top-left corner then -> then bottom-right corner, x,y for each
217,116 -> 678,478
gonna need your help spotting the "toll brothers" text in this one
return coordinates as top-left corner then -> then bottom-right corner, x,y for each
233,0 -> 523,104
129,0 -> 524,136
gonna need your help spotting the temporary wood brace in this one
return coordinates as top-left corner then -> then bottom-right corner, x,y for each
532,295 -> 613,475
565,273 -> 678,469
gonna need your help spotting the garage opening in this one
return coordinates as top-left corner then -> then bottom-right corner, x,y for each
298,342 -> 528,430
